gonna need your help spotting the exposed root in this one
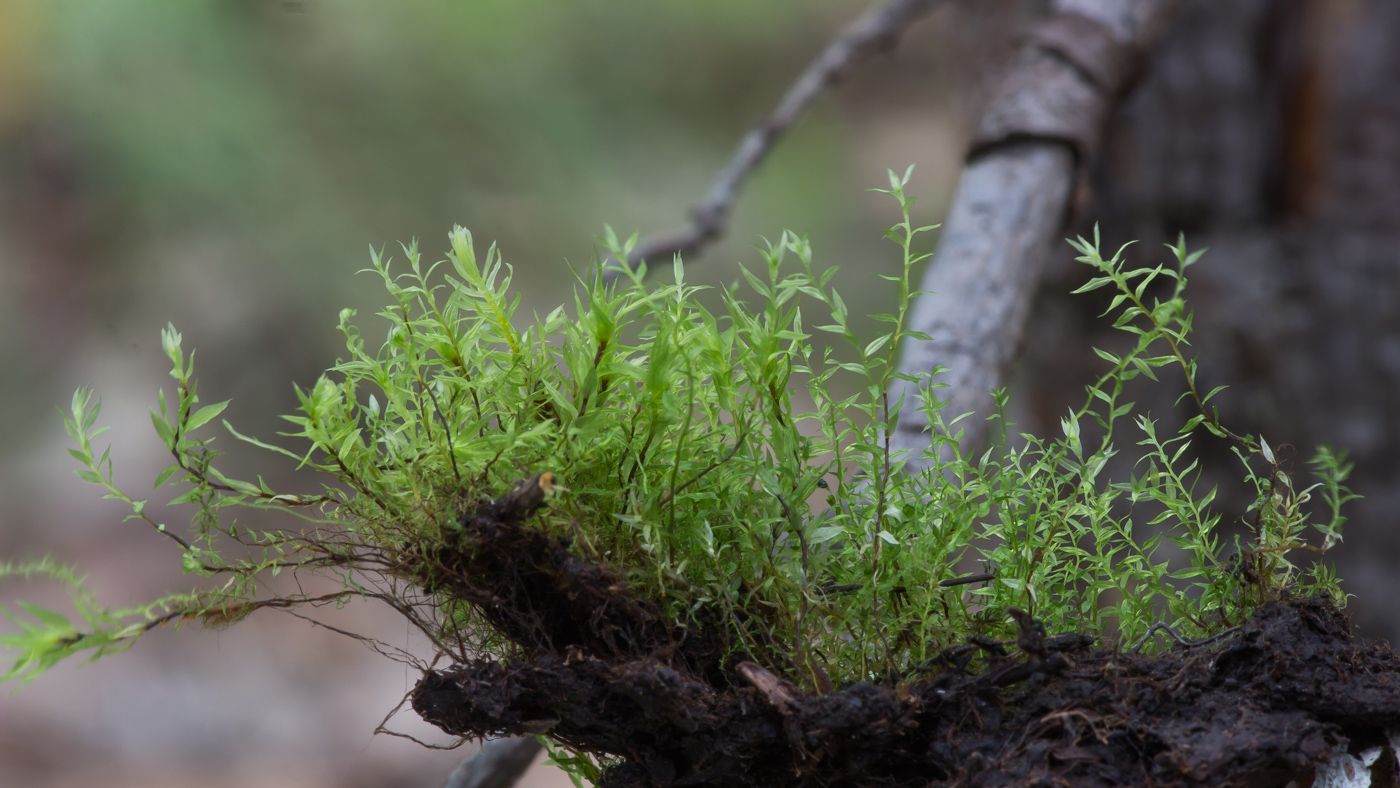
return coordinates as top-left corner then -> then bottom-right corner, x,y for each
422,473 -> 729,676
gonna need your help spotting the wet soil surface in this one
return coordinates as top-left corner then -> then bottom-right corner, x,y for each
411,481 -> 1400,787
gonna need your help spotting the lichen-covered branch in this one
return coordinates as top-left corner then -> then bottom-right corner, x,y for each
890,0 -> 1181,468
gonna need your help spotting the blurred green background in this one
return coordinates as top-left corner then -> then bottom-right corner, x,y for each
0,1 -> 1001,785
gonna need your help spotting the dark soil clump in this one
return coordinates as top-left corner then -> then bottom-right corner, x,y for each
412,480 -> 1400,787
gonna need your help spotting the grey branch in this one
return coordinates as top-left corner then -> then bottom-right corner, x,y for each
608,0 -> 947,279
442,736 -> 543,788
889,0 -> 1181,472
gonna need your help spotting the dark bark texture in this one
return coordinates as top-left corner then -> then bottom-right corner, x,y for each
1016,0 -> 1400,645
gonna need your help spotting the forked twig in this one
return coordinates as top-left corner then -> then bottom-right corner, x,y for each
658,432 -> 748,508
606,0 -> 947,279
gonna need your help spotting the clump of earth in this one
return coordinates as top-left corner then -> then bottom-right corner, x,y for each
411,479 -> 1400,787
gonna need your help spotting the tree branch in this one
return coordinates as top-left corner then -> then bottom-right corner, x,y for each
889,0 -> 1182,471
606,0 -> 948,280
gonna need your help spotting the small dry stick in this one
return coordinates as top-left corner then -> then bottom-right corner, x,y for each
1130,622 -> 1242,654
737,660 -> 801,715
819,571 -> 992,596
606,0 -> 947,279
939,572 -> 995,588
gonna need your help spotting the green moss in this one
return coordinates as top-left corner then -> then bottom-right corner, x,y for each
4,171 -> 1354,690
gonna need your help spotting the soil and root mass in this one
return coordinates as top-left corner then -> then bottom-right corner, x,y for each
414,479 -> 1400,788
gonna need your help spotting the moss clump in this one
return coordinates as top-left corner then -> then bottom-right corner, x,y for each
5,172 -> 1352,698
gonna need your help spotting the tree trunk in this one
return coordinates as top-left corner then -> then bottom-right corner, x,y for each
1017,0 -> 1400,643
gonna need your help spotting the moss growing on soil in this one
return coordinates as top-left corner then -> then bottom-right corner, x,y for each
3,176 -> 1376,786
413,588 -> 1400,788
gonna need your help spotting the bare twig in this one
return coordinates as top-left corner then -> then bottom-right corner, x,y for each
606,0 -> 947,279
736,660 -> 801,715
939,572 -> 994,587
442,736 -> 544,788
1130,622 -> 1242,654
658,431 -> 747,509
820,571 -> 992,595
